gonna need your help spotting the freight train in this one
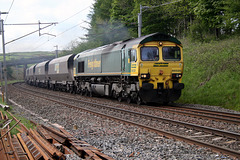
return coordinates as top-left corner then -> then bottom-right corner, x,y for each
25,33 -> 184,104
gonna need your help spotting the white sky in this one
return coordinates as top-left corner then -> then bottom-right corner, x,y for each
0,0 -> 95,53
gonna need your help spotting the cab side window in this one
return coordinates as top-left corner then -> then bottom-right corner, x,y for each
78,61 -> 84,73
129,49 -> 137,62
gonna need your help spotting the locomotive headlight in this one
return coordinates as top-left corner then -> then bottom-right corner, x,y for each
141,73 -> 150,79
172,73 -> 182,78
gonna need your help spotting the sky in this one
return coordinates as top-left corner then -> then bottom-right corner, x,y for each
0,0 -> 95,53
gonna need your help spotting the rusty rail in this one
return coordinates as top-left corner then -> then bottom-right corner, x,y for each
0,110 -> 114,160
40,125 -> 114,160
0,113 -> 19,160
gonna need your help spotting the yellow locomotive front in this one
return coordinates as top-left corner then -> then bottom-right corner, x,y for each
136,41 -> 184,104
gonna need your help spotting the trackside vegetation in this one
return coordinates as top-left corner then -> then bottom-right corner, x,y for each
179,36 -> 240,111
1,0 -> 239,111
0,107 -> 35,135
0,81 -> 35,135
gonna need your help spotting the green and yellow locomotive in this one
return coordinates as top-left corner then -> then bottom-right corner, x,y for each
26,33 -> 184,104
73,33 -> 184,104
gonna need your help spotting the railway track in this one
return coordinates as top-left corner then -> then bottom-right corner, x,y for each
15,83 -> 240,134
12,83 -> 240,159
151,105 -> 240,125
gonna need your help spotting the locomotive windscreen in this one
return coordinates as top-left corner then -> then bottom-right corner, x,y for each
141,47 -> 159,61
162,46 -> 181,61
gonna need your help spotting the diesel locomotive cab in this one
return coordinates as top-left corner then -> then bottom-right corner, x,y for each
138,41 -> 184,103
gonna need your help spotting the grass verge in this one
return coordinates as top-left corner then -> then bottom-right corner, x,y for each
178,36 -> 240,111
0,106 -> 35,135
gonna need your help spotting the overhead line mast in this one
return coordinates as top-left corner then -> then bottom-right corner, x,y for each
1,11 -> 57,103
0,11 -> 9,104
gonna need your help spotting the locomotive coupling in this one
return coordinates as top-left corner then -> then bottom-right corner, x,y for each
173,83 -> 184,90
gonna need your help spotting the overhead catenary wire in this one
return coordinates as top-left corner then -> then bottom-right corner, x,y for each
39,5 -> 91,40
4,0 -> 15,22
33,22 -> 134,52
32,21 -> 87,51
5,23 -> 57,45
59,5 -> 91,24
31,5 -> 92,51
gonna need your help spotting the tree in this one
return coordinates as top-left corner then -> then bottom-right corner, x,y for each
71,0 -> 240,53
190,0 -> 224,38
223,0 -> 240,34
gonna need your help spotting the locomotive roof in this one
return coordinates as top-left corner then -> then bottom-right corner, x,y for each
124,32 -> 181,49
137,32 -> 181,45
75,33 -> 181,57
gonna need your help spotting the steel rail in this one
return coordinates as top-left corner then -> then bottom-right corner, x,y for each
145,106 -> 240,125
163,105 -> 240,119
7,111 -> 54,160
12,83 -> 240,159
11,135 -> 29,160
0,113 -> 18,160
41,125 -> 114,160
12,83 -> 240,140
30,129 -> 64,159
16,83 -> 240,125
0,111 -> 7,160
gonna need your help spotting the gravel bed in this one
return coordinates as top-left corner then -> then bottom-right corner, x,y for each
19,84 -> 240,134
173,103 -> 240,114
8,84 -> 236,160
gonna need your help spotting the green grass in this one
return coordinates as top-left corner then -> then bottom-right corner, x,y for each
0,106 -> 35,135
178,36 -> 240,111
0,80 -> 23,87
0,51 -> 54,62
0,80 -> 34,135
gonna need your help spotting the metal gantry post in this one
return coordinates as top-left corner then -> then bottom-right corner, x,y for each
0,13 -> 8,104
54,45 -> 58,58
138,5 -> 142,38
138,5 -> 150,38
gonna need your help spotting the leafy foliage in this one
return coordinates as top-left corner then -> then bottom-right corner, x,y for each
66,0 -> 240,109
68,0 -> 240,52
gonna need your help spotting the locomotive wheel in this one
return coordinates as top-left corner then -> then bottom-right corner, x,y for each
89,92 -> 93,97
85,90 -> 89,96
136,96 -> 142,105
117,96 -> 123,102
112,91 -> 117,99
163,101 -> 169,105
80,91 -> 83,96
127,97 -> 132,104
